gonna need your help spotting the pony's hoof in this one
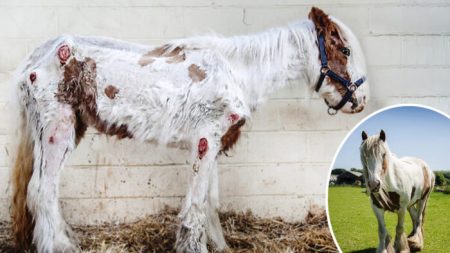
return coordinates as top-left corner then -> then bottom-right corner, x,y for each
176,224 -> 207,253
407,236 -> 424,252
54,244 -> 77,253
214,243 -> 230,253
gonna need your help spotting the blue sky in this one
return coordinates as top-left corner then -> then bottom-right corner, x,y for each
334,106 -> 450,171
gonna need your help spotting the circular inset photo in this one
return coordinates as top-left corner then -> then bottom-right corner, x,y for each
327,105 -> 450,253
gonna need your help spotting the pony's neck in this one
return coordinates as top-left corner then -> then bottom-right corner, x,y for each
216,20 -> 318,109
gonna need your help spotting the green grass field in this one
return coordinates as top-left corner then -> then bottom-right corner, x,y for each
328,186 -> 450,253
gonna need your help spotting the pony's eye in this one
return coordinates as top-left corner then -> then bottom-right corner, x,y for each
341,47 -> 351,56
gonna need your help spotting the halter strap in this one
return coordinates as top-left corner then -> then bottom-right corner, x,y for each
314,34 -> 366,114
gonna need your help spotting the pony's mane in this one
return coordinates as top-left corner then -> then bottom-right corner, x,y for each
168,20 -> 318,92
360,136 -> 394,206
360,136 -> 388,159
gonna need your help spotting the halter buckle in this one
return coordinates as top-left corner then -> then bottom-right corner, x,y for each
349,83 -> 357,92
327,107 -> 338,116
320,67 -> 329,74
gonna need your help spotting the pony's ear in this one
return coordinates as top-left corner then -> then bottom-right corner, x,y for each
379,130 -> 386,142
362,131 -> 368,141
308,7 -> 332,35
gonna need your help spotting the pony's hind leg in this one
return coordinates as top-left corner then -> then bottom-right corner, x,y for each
27,104 -> 77,252
407,193 -> 431,251
176,132 -> 221,253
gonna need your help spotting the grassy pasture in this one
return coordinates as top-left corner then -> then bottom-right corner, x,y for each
328,186 -> 450,253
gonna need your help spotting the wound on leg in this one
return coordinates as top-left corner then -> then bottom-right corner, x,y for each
29,72 -> 36,83
229,113 -> 240,123
58,44 -> 71,65
198,138 -> 208,159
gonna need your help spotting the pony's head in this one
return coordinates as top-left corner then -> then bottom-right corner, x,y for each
360,130 -> 390,192
308,7 -> 369,115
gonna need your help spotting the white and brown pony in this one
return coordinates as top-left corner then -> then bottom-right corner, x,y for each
11,7 -> 368,253
360,130 -> 435,253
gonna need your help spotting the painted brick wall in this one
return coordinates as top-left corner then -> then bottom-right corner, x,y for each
0,0 -> 449,224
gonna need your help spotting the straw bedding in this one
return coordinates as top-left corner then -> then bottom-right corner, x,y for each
0,207 -> 336,253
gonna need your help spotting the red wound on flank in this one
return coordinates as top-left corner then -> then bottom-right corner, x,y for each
229,113 -> 240,123
49,136 -> 55,144
29,72 -> 36,83
58,44 -> 71,64
198,138 -> 208,159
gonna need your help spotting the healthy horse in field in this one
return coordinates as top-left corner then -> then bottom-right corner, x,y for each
360,130 -> 435,253
11,7 -> 368,253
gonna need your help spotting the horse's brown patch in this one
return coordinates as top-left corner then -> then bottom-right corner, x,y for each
74,111 -> 87,145
221,119 -> 245,153
138,45 -> 186,66
370,190 -> 400,212
188,64 -> 207,82
56,57 -> 133,141
421,166 -> 430,199
309,7 -> 351,97
382,157 -> 388,175
104,85 -> 119,99
138,57 -> 155,66
166,53 -> 186,64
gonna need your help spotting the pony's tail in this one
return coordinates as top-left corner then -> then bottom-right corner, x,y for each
11,111 -> 35,251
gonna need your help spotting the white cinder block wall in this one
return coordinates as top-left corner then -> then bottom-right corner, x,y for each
0,0 -> 449,224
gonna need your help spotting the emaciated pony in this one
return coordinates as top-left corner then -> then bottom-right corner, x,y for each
360,130 -> 435,253
11,7 -> 368,253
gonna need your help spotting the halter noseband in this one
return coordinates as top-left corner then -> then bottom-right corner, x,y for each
314,34 -> 366,115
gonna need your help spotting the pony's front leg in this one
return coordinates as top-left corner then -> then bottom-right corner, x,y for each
176,134 -> 220,253
206,159 -> 227,250
394,207 -> 410,253
27,106 -> 77,253
372,204 -> 394,253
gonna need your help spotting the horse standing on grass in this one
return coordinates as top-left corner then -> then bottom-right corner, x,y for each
360,130 -> 435,253
11,7 -> 368,253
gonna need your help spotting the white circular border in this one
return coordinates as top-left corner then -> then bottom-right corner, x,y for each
324,104 -> 450,253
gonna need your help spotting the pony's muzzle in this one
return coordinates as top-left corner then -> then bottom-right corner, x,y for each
368,180 -> 380,192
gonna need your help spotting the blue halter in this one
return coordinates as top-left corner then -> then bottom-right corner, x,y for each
314,34 -> 366,115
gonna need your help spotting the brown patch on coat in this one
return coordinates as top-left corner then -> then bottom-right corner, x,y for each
138,45 -> 186,66
56,57 -> 133,142
221,119 -> 245,153
370,190 -> 400,212
138,57 -> 155,66
74,111 -> 88,145
382,157 -> 388,175
104,85 -> 120,99
308,7 -> 351,97
11,120 -> 35,251
166,53 -> 186,64
421,166 -> 430,199
188,64 -> 207,83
